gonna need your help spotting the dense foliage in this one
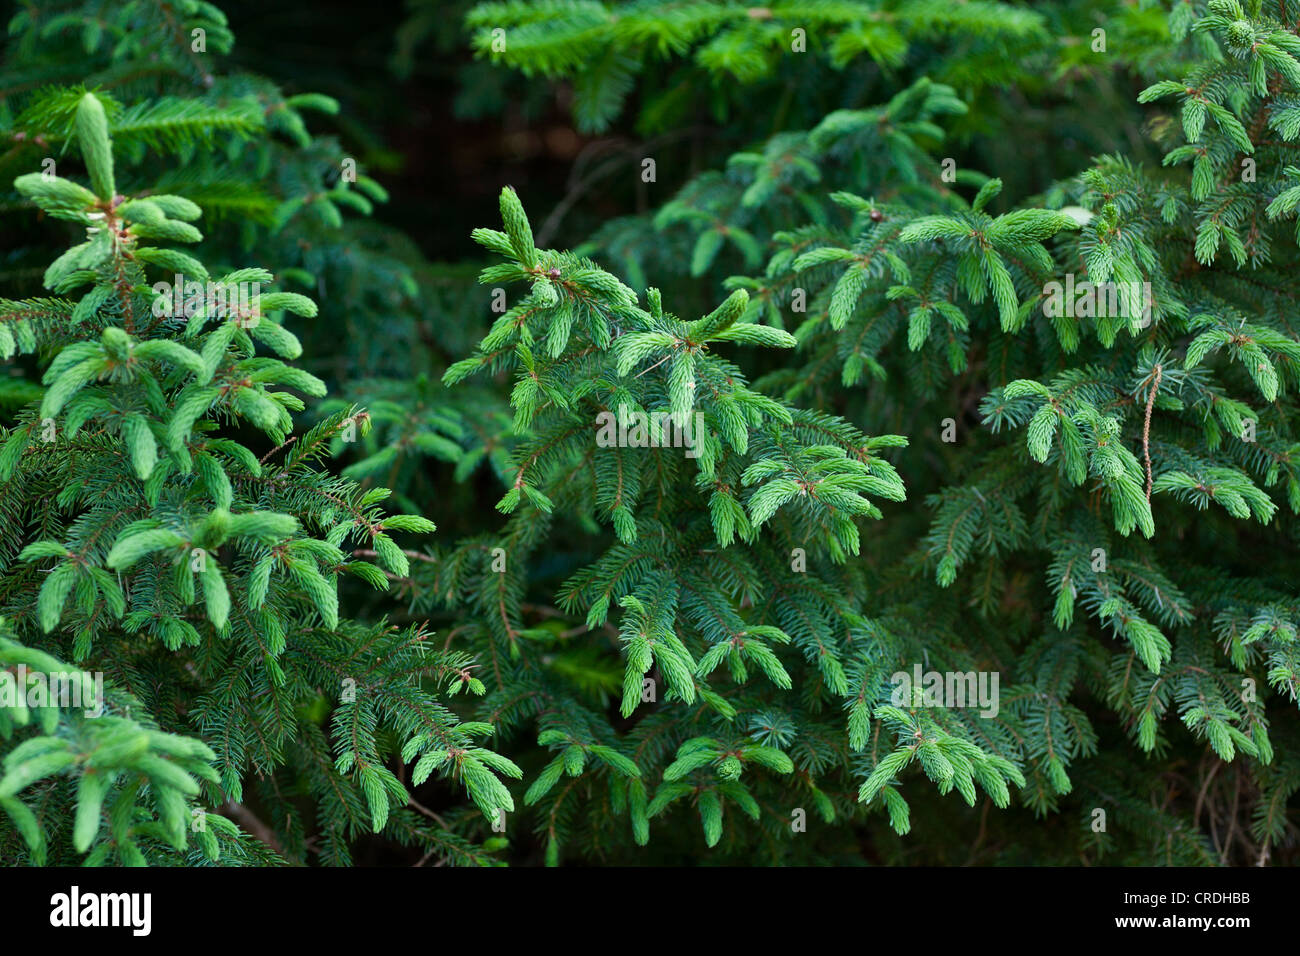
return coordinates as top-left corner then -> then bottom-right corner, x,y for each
2,0 -> 1298,866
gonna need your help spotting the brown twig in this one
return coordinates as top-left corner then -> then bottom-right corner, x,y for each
223,800 -> 285,855
1143,364 -> 1163,501
259,435 -> 297,464
351,547 -> 438,564
407,796 -> 447,827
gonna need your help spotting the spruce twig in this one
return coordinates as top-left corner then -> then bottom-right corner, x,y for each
1144,363 -> 1162,501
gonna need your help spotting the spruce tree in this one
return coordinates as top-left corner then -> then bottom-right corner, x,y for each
3,0 -> 1298,868
0,90 -> 519,866
387,0 -> 1299,864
